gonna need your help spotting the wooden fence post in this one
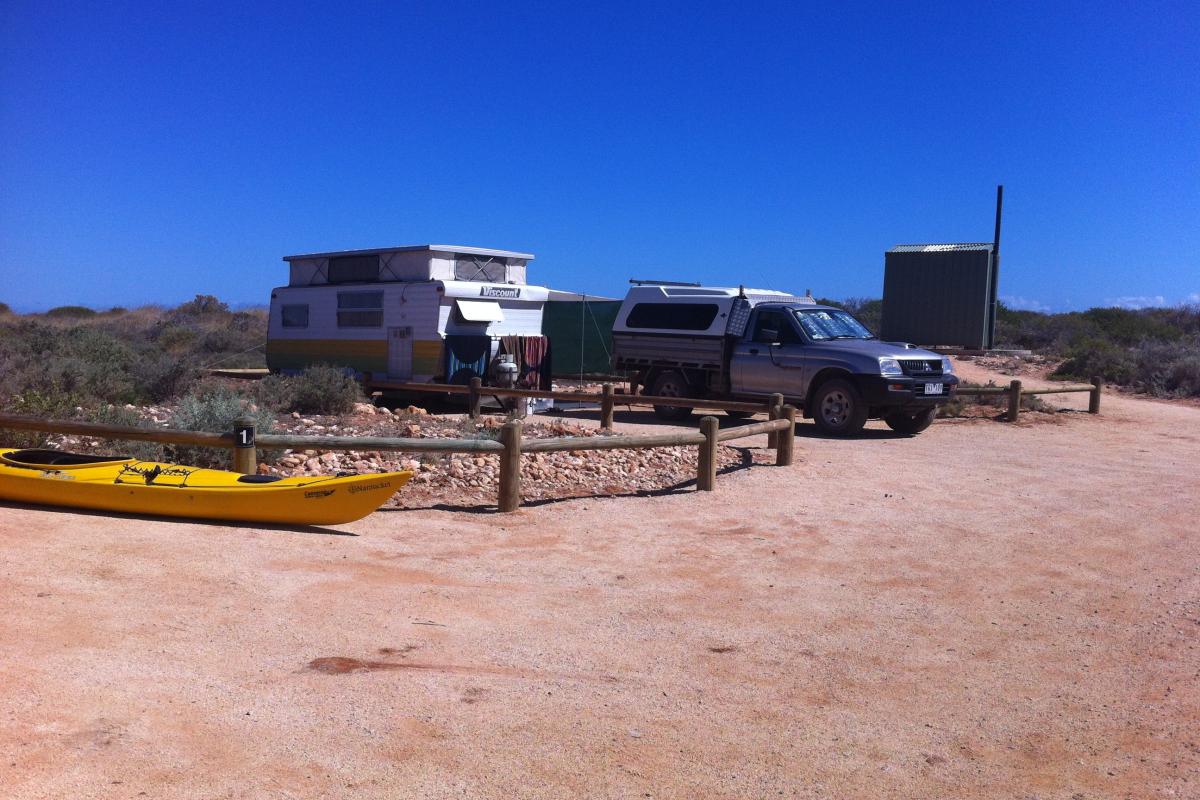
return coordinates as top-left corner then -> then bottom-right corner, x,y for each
232,417 -> 257,475
498,419 -> 523,512
1089,376 -> 1102,414
777,405 -> 796,466
766,393 -> 784,448
601,383 -> 615,430
697,416 -> 719,491
468,377 -> 482,419
1007,379 -> 1022,423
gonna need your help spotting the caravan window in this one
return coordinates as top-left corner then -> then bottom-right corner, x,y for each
281,304 -> 309,328
328,255 -> 379,284
454,256 -> 507,282
337,291 -> 383,327
625,302 -> 719,331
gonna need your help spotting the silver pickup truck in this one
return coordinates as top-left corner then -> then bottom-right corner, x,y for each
611,284 -> 958,436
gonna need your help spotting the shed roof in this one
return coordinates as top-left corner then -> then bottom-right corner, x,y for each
888,243 -> 993,253
282,244 -> 535,262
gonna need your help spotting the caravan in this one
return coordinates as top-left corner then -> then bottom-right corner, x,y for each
266,245 -> 551,386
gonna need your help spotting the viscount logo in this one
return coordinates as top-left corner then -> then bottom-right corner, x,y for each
479,286 -> 520,299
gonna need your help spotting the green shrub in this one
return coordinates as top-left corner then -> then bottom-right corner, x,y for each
130,353 -> 199,402
173,294 -> 229,316
257,365 -> 364,415
44,305 -> 97,318
156,324 -> 198,351
0,298 -> 267,407
1,390 -> 82,448
84,405 -> 166,461
1079,307 -> 1182,346
1134,338 -> 1200,397
201,328 -> 242,353
1052,338 -> 1138,385
0,302 -> 11,315
168,386 -> 276,467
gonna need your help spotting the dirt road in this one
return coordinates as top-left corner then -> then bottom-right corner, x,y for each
2,366 -> 1197,799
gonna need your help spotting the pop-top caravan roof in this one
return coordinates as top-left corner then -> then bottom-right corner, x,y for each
282,244 -> 535,261
281,245 -> 535,287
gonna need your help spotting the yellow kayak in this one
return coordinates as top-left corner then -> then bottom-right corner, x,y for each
0,448 -> 412,525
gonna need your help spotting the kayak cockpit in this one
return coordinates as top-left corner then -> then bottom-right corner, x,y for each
0,449 -> 135,470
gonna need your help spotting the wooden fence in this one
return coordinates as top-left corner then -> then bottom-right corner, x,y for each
0,408 -> 797,514
369,375 -> 1104,426
954,376 -> 1102,422
367,378 -> 773,429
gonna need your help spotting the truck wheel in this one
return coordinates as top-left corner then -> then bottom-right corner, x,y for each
811,379 -> 868,436
884,407 -> 937,435
649,371 -> 695,421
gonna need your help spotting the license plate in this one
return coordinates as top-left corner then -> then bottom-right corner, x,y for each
925,383 -> 943,395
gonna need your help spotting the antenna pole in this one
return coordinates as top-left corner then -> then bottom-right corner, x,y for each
987,184 -> 1004,349
993,184 -> 1004,258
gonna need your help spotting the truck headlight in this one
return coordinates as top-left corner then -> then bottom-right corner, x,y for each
941,357 -> 955,375
878,357 -> 904,377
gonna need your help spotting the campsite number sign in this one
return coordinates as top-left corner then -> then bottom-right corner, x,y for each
235,424 -> 255,448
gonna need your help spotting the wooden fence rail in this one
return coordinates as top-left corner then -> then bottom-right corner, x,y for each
367,378 -> 774,430
0,406 -> 798,514
954,376 -> 1102,421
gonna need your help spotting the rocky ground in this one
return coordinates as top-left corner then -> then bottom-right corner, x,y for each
48,401 -> 769,506
265,404 -> 766,505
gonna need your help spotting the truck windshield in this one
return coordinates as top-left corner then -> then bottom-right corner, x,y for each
791,309 -> 874,340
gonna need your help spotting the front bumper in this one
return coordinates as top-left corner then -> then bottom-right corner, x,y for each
857,374 -> 960,408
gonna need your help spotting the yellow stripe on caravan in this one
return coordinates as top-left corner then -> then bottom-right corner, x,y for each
266,339 -> 388,372
412,339 -> 443,376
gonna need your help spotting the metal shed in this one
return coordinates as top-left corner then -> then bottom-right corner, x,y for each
880,243 -> 998,349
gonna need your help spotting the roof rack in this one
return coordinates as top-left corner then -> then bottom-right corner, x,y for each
628,279 -> 702,287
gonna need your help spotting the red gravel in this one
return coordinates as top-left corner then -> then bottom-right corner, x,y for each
1,361 -> 1197,798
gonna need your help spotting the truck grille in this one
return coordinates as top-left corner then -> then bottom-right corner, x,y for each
899,359 -> 943,377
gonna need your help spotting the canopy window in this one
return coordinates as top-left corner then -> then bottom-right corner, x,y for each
455,300 -> 505,323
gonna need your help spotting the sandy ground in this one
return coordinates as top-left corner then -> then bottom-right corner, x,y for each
1,362 -> 1197,799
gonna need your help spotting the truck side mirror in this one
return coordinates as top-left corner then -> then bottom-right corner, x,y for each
760,328 -> 779,343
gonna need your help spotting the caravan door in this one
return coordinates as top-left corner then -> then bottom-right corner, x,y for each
387,327 -> 413,379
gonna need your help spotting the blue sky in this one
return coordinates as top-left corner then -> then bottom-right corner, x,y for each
1,1 -> 1197,313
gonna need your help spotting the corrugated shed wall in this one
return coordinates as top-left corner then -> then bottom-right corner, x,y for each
881,249 -> 994,348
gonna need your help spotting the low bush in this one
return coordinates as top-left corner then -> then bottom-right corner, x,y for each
256,365 -> 364,415
1052,338 -> 1138,385
172,294 -> 229,317
130,353 -> 199,402
0,300 -> 266,409
1133,338 -> 1200,397
2,390 -> 81,448
84,405 -> 166,461
45,305 -> 97,318
168,386 -> 276,468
